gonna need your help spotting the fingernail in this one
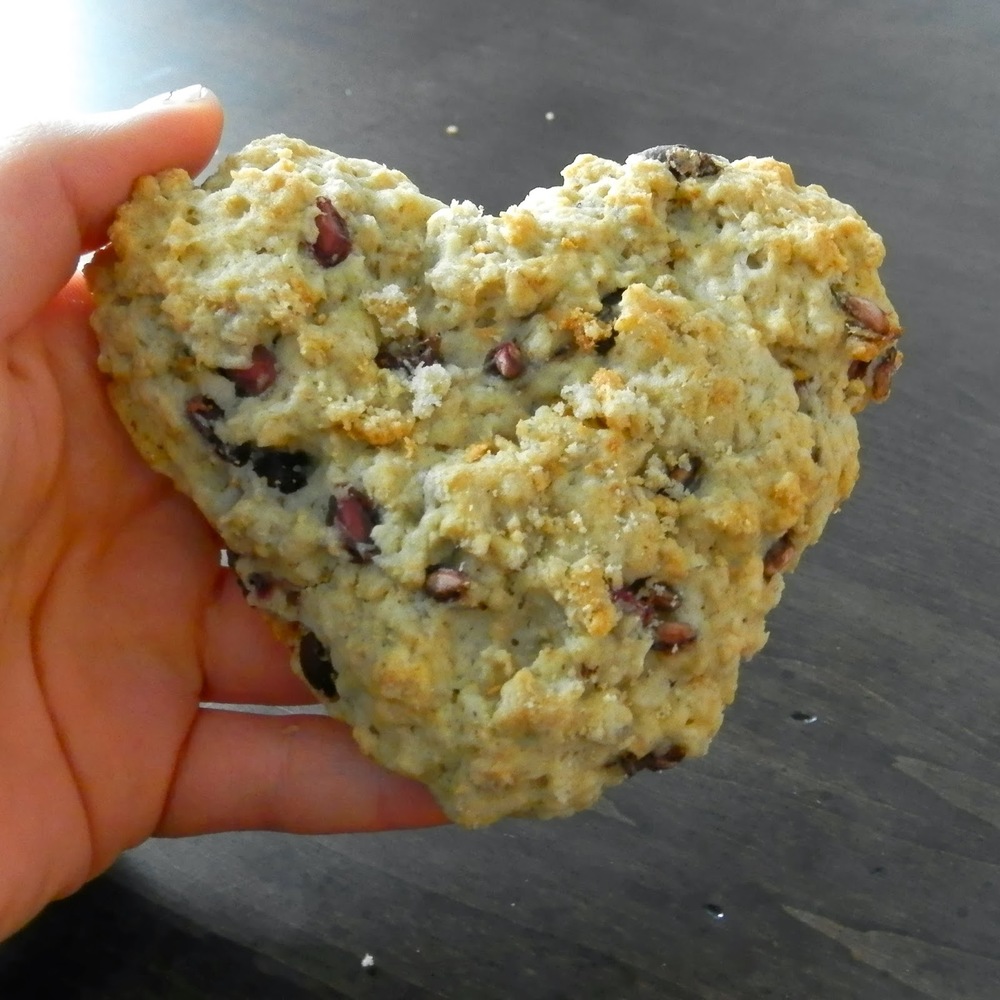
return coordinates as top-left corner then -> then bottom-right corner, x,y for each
163,84 -> 210,104
135,84 -> 211,108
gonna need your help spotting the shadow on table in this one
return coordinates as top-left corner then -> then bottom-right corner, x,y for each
0,873 -> 353,1000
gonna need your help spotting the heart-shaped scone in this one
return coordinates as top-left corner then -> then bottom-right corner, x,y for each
87,136 -> 902,826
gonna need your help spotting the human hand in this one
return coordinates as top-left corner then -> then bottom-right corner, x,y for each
0,87 -> 446,941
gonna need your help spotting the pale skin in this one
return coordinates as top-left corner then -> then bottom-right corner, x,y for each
0,87 -> 446,941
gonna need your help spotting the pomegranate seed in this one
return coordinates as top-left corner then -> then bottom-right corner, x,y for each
646,582 -> 682,615
611,585 -> 647,621
424,566 -> 471,602
484,341 -> 525,379
847,359 -> 869,381
763,532 -> 796,580
613,580 -> 683,627
220,345 -> 277,397
651,621 -> 697,653
842,295 -> 891,337
870,346 -> 900,401
328,487 -> 380,563
311,197 -> 351,267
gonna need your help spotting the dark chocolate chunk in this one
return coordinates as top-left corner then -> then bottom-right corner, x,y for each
665,455 -> 704,494
249,447 -> 313,494
597,289 -> 624,324
185,395 -> 252,466
185,394 -> 224,443
299,631 -> 339,698
375,334 -> 442,372
594,289 -> 625,355
245,572 -> 276,600
638,145 -> 726,180
618,744 -> 687,776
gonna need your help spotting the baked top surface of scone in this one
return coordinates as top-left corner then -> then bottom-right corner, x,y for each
87,135 -> 901,827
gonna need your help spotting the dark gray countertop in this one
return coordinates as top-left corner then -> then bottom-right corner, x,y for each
2,1 -> 998,997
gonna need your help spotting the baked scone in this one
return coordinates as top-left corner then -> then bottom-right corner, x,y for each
87,136 -> 902,826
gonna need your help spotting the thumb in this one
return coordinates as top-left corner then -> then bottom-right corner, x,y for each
0,85 -> 223,334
